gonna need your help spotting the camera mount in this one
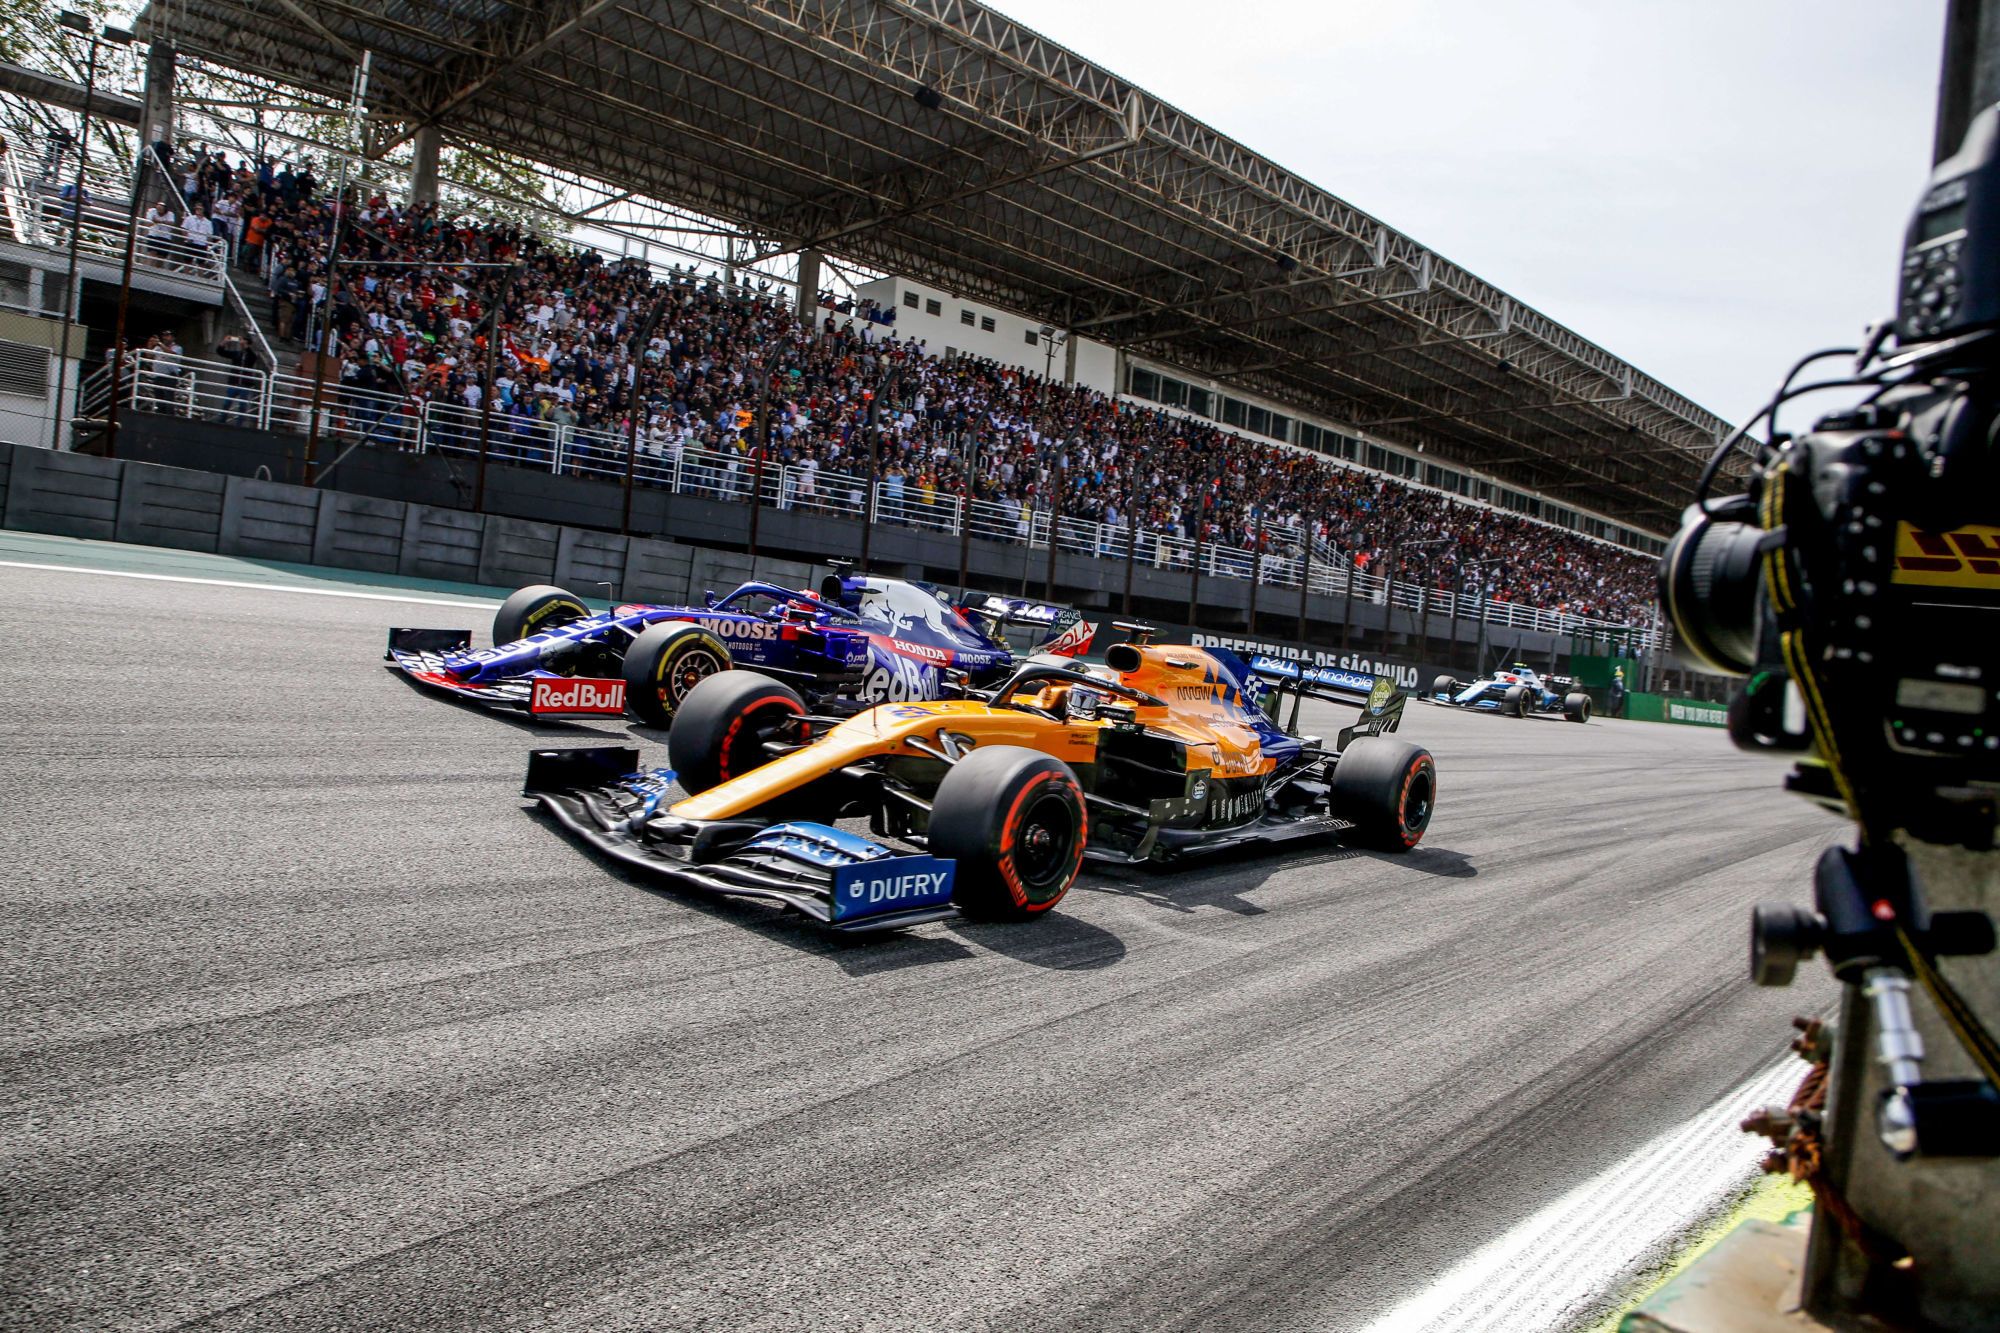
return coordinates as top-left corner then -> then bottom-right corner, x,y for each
1753,842 -> 2000,1157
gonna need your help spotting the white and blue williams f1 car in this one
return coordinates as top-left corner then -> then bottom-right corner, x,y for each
1428,663 -> 1592,722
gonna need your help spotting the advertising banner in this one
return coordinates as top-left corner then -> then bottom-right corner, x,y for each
1102,619 -> 1444,694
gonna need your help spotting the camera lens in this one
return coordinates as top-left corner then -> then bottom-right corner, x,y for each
1659,512 -> 1766,675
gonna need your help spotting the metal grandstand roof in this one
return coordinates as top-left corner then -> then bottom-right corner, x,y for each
136,0 -> 1734,531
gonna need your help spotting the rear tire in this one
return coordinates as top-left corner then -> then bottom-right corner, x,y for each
625,621 -> 734,727
1564,691 -> 1592,723
1330,737 -> 1435,851
666,670 -> 802,792
928,746 -> 1087,920
494,583 -> 589,645
1503,684 -> 1530,717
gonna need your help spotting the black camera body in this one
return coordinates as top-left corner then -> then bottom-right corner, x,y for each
1662,106 -> 2000,1166
1661,108 -> 2000,851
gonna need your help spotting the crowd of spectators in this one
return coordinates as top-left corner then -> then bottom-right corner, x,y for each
161,145 -> 1660,625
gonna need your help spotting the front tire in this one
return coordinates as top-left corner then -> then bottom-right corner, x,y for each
494,583 -> 589,644
1330,737 -> 1435,850
1503,684 -> 1530,717
1564,691 -> 1592,723
625,621 -> 734,727
1432,674 -> 1459,699
928,746 -> 1087,920
666,670 -> 802,791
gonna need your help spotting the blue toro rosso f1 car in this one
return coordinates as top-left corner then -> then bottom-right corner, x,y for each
386,566 -> 1095,726
1428,663 -> 1592,722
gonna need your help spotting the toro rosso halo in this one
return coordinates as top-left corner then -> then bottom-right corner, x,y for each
524,632 -> 1437,933
1428,662 -> 1592,722
386,566 -> 1094,725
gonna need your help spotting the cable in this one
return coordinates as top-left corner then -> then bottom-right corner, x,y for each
1694,369 -> 1894,508
1898,927 -> 2000,1088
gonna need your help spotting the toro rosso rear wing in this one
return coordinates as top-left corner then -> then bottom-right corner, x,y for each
1248,656 -> 1408,747
523,746 -> 960,933
959,593 -> 1097,657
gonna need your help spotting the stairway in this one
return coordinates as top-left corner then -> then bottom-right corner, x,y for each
219,269 -> 297,376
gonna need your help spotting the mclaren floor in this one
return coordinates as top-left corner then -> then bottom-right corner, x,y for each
0,540 -> 1842,1332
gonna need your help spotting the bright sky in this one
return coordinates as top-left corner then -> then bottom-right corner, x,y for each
994,0 -> 1948,429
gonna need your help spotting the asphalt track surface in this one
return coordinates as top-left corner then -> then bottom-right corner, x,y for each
1,539 -> 1844,1332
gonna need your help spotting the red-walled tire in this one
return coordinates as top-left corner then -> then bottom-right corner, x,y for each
1330,738 -> 1436,851
928,746 -> 1087,920
667,670 -> 804,793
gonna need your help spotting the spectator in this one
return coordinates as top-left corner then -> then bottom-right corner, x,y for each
143,201 -> 175,266
180,203 -> 214,270
214,334 -> 256,426
180,142 -> 1660,625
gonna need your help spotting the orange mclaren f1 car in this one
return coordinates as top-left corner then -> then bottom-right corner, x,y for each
524,632 -> 1436,932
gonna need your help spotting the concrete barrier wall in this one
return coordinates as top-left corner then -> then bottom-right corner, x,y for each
0,440 -> 1579,673
0,443 -> 649,602
0,442 -> 842,610
313,493 -> 406,574
117,464 -> 226,553
401,506 -> 483,585
3,446 -> 124,541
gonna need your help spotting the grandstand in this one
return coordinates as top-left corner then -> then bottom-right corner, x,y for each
0,0 -> 1738,660
124,0 -> 1733,534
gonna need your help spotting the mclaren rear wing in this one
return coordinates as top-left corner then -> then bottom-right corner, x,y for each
1248,656 -> 1408,745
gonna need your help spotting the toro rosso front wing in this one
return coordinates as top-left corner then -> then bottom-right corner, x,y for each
523,746 -> 959,933
385,630 -> 629,716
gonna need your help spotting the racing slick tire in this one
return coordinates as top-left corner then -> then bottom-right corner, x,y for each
667,669 -> 803,791
1504,684 -> 1531,717
1329,737 -> 1436,851
626,622 -> 735,728
1563,691 -> 1592,723
928,746 -> 1087,921
494,583 -> 591,645
1431,674 -> 1460,700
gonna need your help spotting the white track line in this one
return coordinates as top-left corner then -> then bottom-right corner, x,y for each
1352,1058 -> 1802,1333
0,559 -> 498,610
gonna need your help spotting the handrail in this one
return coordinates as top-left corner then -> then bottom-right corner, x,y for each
103,348 -> 1661,645
222,269 -> 278,372
23,189 -> 226,286
1,146 -> 47,246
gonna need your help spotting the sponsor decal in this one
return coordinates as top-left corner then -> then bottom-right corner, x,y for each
530,677 -> 627,715
1172,684 -> 1217,701
861,651 -> 940,703
710,619 -> 782,641
1043,618 -> 1098,657
1892,522 -> 2000,587
1366,675 -> 1396,716
890,638 -> 952,664
830,854 -> 957,921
